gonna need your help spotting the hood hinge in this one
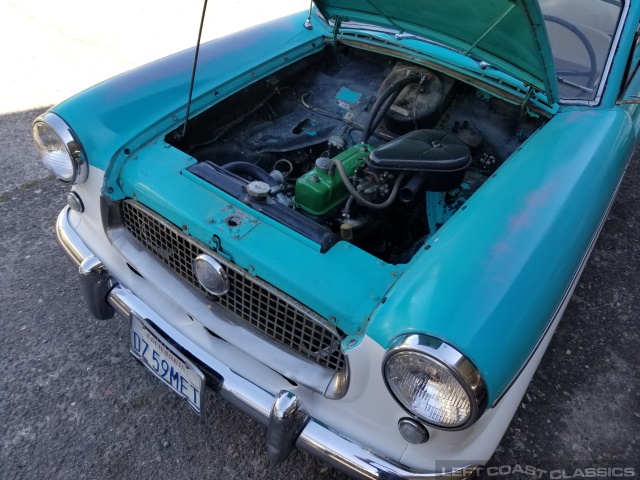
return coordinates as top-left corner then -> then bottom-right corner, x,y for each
519,86 -> 534,118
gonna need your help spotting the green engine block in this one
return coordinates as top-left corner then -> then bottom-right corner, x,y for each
294,145 -> 373,216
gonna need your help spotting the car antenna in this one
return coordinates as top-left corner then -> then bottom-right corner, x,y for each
304,1 -> 314,29
180,0 -> 209,140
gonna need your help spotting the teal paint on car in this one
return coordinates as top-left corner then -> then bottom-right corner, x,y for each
50,11 -> 324,182
34,0 -> 640,477
314,0 -> 560,103
117,141 -> 401,335
366,107 -> 635,404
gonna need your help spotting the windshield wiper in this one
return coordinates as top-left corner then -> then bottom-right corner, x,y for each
556,76 -> 593,93
393,32 -> 457,52
329,21 -> 496,71
322,13 -> 491,68
393,32 -> 494,70
324,15 -> 525,91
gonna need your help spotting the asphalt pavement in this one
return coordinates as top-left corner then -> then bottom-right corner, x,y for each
1,2 -> 639,479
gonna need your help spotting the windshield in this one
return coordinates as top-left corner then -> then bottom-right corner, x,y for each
539,0 -> 624,101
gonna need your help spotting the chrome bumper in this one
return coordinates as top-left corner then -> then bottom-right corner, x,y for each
55,206 -> 478,480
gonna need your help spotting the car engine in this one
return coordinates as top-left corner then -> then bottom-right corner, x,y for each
169,47 -> 545,264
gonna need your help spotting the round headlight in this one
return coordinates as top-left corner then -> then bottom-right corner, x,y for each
32,113 -> 88,184
383,335 -> 487,430
193,254 -> 229,296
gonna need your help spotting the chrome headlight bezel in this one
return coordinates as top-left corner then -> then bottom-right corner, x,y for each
382,334 -> 488,431
32,112 -> 88,185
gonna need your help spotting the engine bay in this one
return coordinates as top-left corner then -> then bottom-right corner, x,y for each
168,46 -> 545,264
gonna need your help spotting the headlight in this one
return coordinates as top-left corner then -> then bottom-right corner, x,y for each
32,113 -> 88,184
383,335 -> 487,430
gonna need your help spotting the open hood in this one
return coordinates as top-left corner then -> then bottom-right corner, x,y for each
314,0 -> 559,104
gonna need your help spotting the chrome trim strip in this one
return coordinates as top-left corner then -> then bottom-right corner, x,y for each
55,207 -> 93,267
298,421 -> 479,479
492,168 -> 629,406
382,335 -> 488,431
56,206 -> 479,480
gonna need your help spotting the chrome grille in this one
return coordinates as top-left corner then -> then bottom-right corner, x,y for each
121,200 -> 346,372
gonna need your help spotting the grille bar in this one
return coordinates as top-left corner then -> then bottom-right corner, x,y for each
121,200 -> 346,372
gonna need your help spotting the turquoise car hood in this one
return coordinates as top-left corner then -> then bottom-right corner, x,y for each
314,0 -> 559,104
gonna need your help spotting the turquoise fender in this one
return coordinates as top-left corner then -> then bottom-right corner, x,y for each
366,107 -> 636,405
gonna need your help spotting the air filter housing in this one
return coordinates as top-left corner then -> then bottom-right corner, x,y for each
368,129 -> 471,192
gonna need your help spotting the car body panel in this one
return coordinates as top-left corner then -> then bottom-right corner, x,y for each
49,7 -> 568,199
366,107 -> 635,402
117,142 -> 400,335
59,168 -> 568,471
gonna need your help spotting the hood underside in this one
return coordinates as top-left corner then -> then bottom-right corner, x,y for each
314,0 -> 559,104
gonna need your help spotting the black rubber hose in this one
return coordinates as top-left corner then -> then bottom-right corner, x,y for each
222,161 -> 277,187
399,173 -> 426,203
361,75 -> 421,143
343,195 -> 356,217
332,159 -> 406,210
367,90 -> 403,139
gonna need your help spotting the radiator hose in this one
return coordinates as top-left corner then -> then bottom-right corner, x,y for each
361,74 -> 422,144
222,161 -> 277,186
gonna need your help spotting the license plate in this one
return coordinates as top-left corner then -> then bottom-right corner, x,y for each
129,316 -> 205,415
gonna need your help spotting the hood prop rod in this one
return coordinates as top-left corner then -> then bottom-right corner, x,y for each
332,16 -> 343,52
464,3 -> 515,56
181,0 -> 209,140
